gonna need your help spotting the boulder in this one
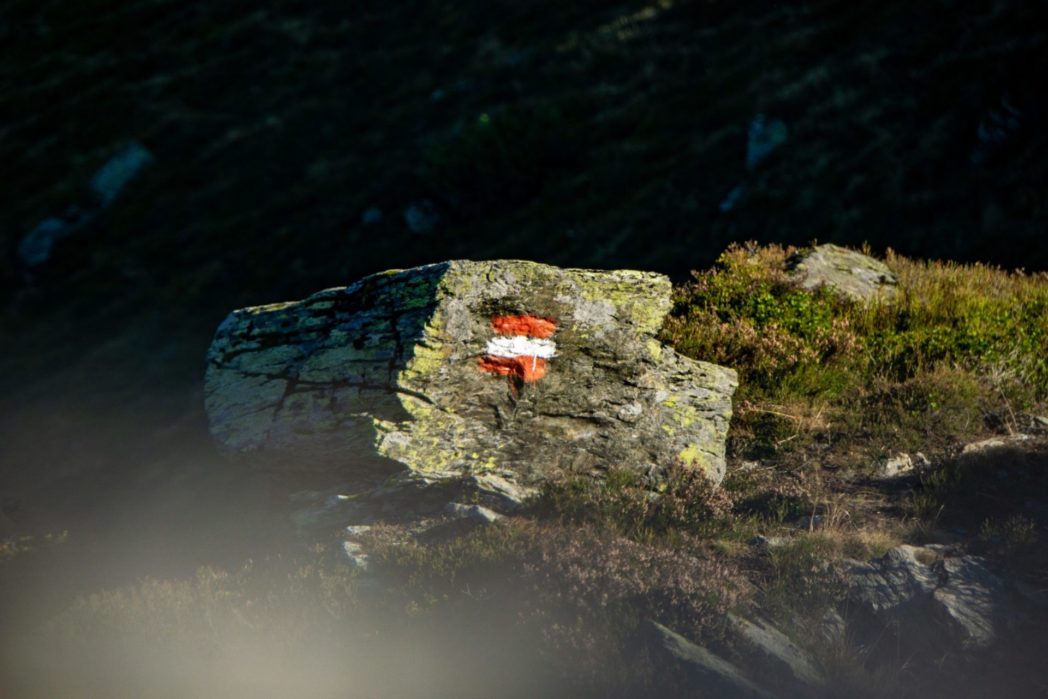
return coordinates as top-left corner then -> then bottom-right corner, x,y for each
645,620 -> 773,699
728,614 -> 824,693
844,544 -> 1026,659
204,260 -> 737,493
788,244 -> 898,302
874,451 -> 930,480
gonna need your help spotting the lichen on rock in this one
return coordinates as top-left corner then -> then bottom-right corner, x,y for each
787,243 -> 898,301
205,259 -> 737,490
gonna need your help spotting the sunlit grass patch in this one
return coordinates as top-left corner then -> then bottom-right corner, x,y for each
663,243 -> 1048,467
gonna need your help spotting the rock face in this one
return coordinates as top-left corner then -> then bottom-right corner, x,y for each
645,621 -> 773,699
788,244 -> 898,301
845,545 -> 1023,657
205,260 -> 737,490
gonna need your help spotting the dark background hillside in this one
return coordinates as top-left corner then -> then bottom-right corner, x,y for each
2,0 -> 1046,388
0,2 -> 1046,692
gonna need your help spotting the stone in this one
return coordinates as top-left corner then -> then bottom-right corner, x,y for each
787,244 -> 898,302
645,620 -> 772,699
361,207 -> 384,225
403,200 -> 439,234
728,614 -> 824,692
341,539 -> 370,571
960,434 -> 1032,456
746,114 -> 788,171
17,208 -> 95,268
17,141 -> 152,269
467,472 -> 538,511
204,260 -> 737,492
844,544 -> 1022,656
89,141 -> 153,206
444,502 -> 503,523
288,488 -> 365,532
875,452 -> 929,479
748,534 -> 792,550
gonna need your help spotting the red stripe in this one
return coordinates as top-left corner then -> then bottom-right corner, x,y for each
490,314 -> 557,339
479,356 -> 548,383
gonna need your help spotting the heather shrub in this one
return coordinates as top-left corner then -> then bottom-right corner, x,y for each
663,242 -> 1048,466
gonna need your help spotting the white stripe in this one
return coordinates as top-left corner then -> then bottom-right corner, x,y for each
485,336 -> 557,359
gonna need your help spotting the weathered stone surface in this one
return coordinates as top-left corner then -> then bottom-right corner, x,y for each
788,244 -> 898,301
844,545 -> 1019,655
445,501 -> 504,524
874,451 -> 930,480
18,142 -> 154,269
205,260 -> 737,489
645,620 -> 773,699
728,614 -> 824,692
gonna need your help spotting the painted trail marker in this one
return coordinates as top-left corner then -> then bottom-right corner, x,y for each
205,260 -> 738,488
480,314 -> 557,383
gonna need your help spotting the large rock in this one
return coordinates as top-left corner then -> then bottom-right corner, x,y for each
788,244 -> 898,301
844,545 -> 1027,658
204,260 -> 737,490
645,621 -> 772,699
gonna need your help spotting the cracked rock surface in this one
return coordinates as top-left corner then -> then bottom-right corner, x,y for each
204,260 -> 736,490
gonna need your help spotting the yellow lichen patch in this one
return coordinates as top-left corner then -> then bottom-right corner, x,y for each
646,339 -> 663,361
668,401 -> 699,429
678,444 -> 714,476
399,312 -> 451,381
243,300 -> 298,315
575,271 -> 671,334
377,395 -> 497,475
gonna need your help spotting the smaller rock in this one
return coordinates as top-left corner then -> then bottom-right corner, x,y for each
468,472 -> 538,512
961,434 -> 1032,456
748,534 -> 792,550
746,114 -> 788,171
18,141 -> 153,270
444,502 -> 503,524
90,141 -> 153,206
875,452 -> 930,479
729,614 -> 824,691
788,244 -> 898,302
794,513 -> 847,531
289,488 -> 365,532
341,527 -> 371,571
819,608 -> 846,646
403,199 -> 439,234
719,184 -> 746,213
17,208 -> 95,268
361,206 -> 384,225
645,620 -> 772,699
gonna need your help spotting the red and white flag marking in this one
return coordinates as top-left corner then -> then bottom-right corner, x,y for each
479,314 -> 557,383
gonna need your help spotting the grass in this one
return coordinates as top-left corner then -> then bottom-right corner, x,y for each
663,242 -> 1048,468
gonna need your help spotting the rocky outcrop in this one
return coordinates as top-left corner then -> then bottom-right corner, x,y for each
205,260 -> 737,493
645,620 -> 773,699
728,614 -> 824,693
787,244 -> 898,301
844,544 -> 1030,659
